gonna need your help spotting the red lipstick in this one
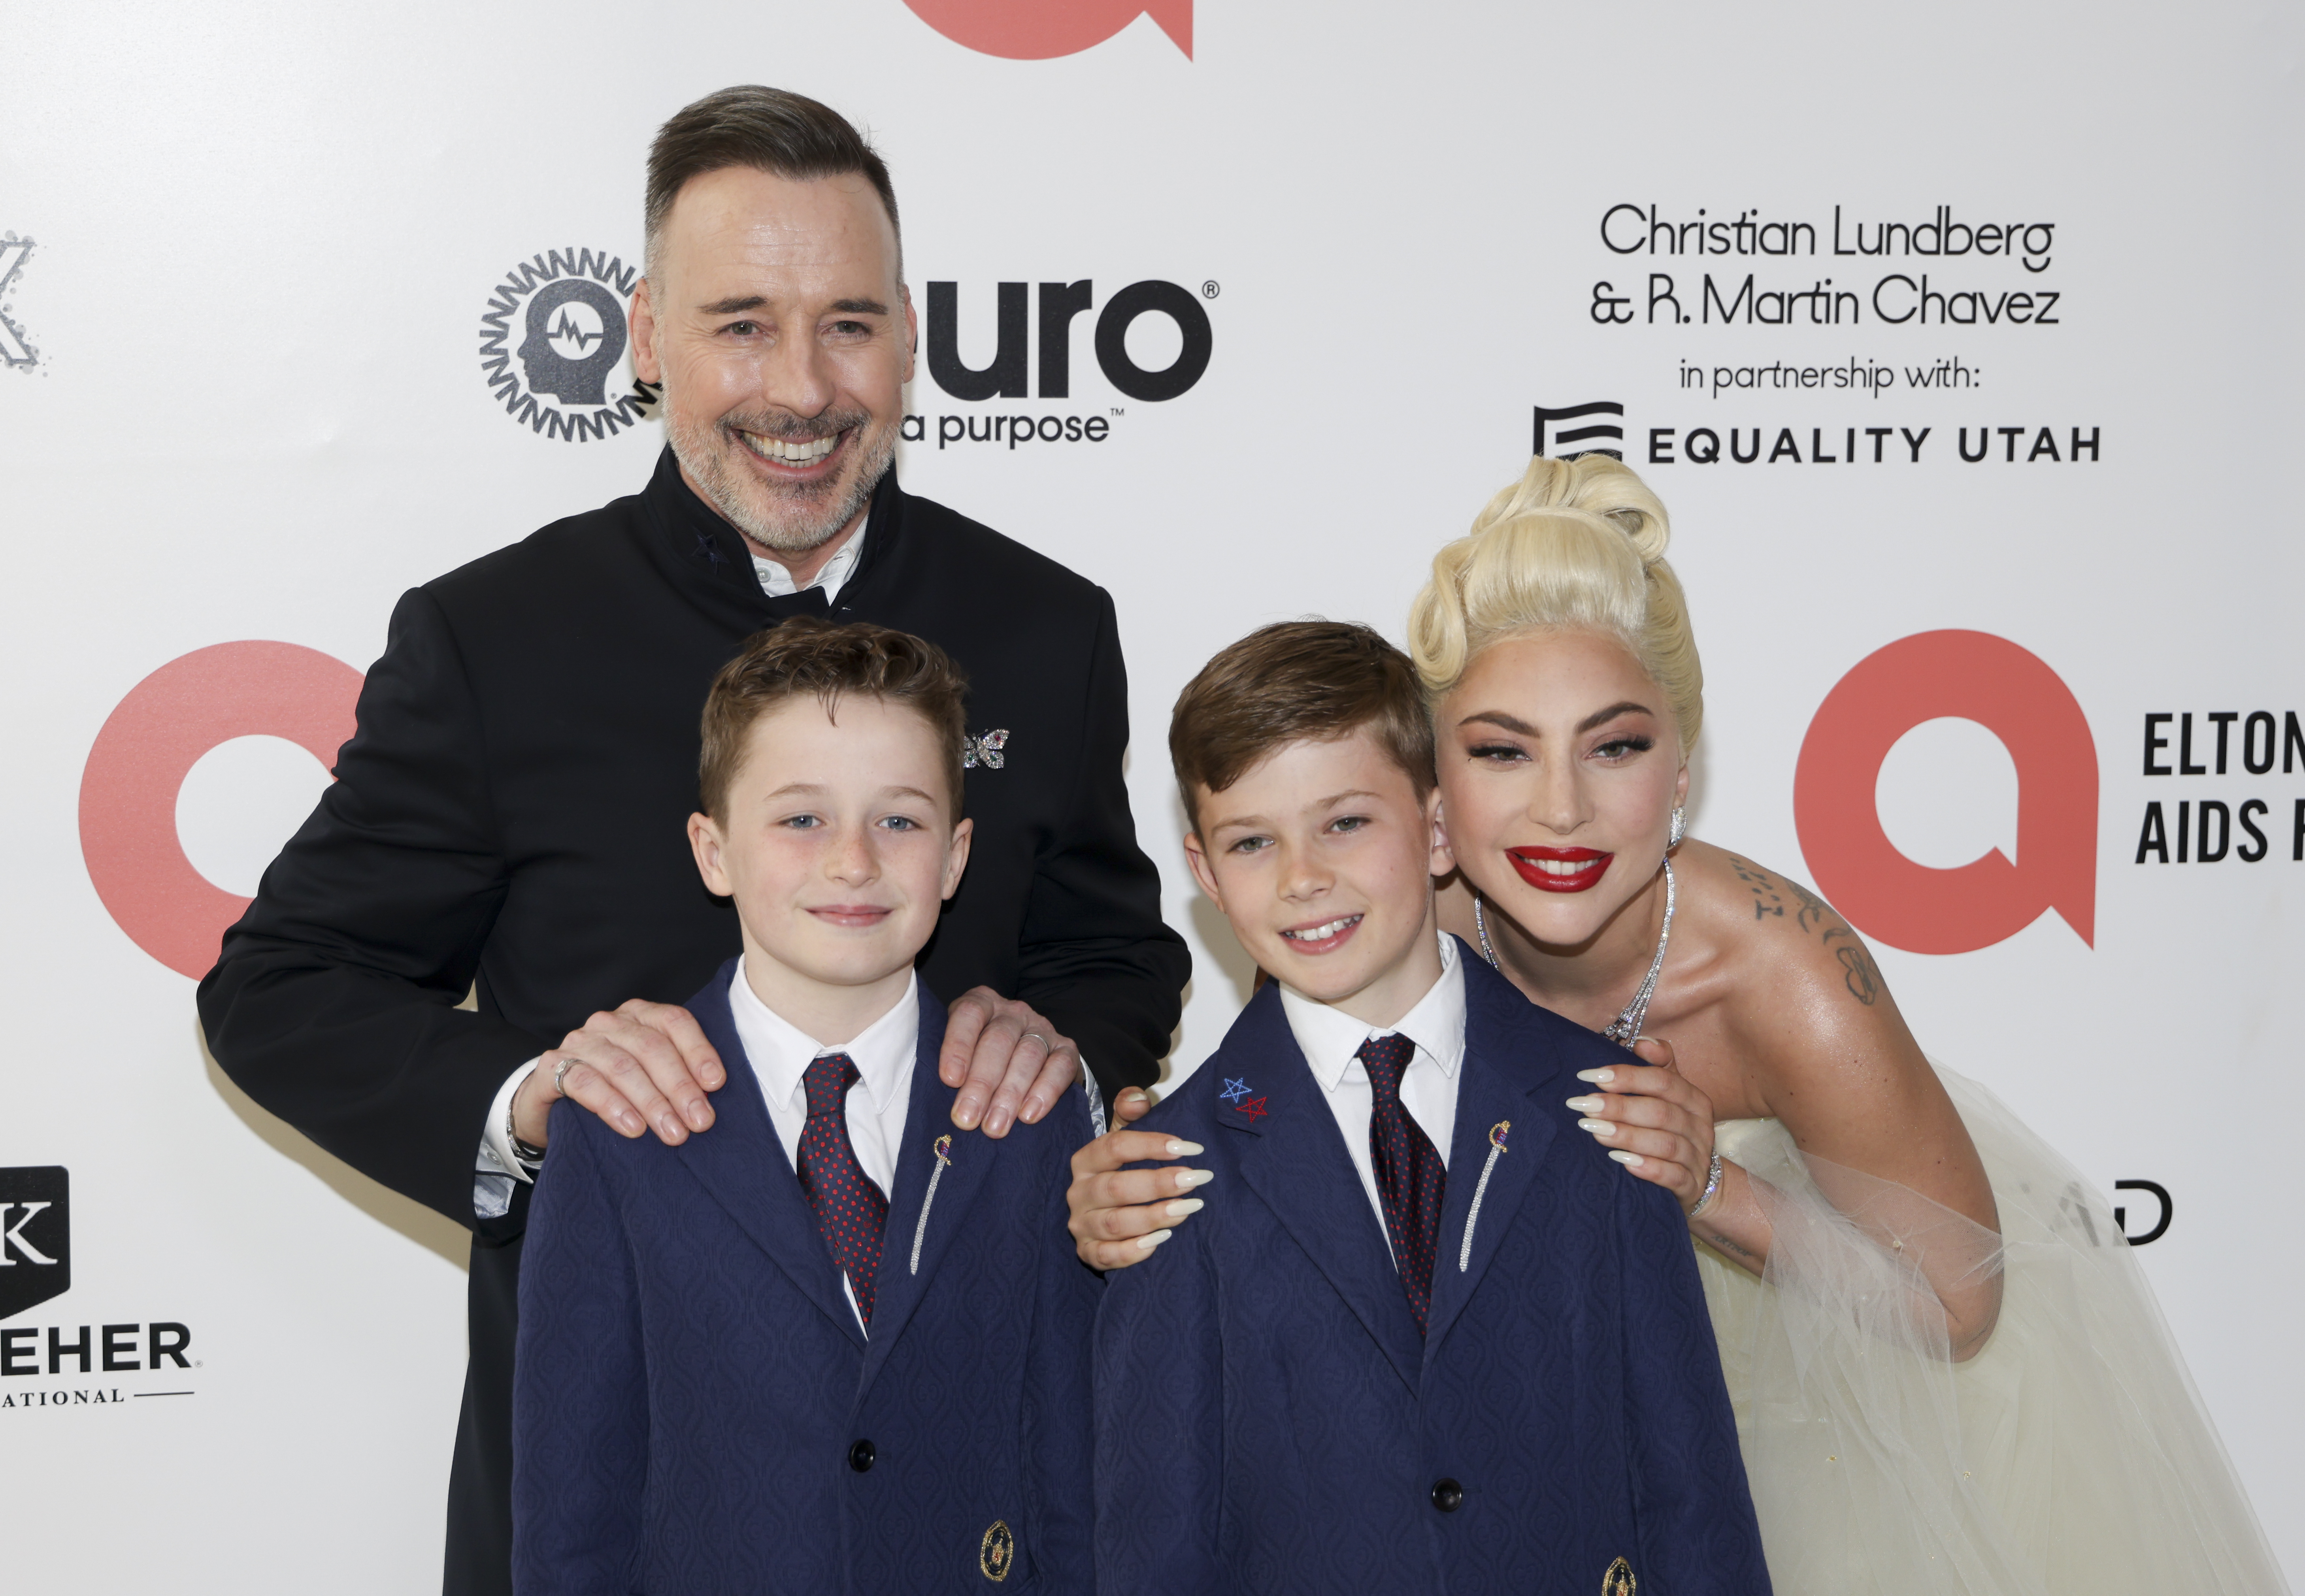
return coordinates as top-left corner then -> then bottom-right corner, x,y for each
1505,846 -> 1613,893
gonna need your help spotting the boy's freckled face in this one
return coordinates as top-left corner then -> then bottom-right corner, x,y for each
689,695 -> 970,993
1185,731 -> 1451,1028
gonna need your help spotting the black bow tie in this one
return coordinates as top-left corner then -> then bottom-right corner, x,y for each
761,586 -> 834,623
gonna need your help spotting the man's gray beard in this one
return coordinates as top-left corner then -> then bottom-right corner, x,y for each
667,412 -> 897,556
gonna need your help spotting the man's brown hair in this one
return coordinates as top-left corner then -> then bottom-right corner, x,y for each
1169,620 -> 1436,833
699,618 -> 967,820
646,86 -> 902,277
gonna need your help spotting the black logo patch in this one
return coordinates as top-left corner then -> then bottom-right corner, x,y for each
0,1166 -> 70,1321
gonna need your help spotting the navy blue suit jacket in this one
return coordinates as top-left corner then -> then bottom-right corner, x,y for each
1094,943 -> 1769,1596
514,965 -> 1100,1594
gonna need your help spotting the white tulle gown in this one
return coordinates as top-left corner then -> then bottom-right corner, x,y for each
1694,1068 -> 2290,1596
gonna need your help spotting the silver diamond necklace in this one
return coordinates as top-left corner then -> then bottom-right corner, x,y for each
1474,859 -> 1675,1048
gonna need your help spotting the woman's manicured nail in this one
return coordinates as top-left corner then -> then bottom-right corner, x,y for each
1164,1139 -> 1205,1157
1608,1150 -> 1645,1167
1576,1068 -> 1615,1084
1566,1095 -> 1605,1114
1136,1229 -> 1174,1251
1164,1198 -> 1205,1218
1177,1168 -> 1215,1190
1578,1118 -> 1616,1138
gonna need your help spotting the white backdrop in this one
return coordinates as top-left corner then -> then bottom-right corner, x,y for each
2,1 -> 2298,1587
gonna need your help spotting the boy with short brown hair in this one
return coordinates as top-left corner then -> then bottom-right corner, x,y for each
516,618 -> 1098,1595
1094,619 -> 1768,1596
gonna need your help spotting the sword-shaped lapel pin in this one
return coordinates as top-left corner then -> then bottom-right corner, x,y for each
909,1134 -> 954,1274
1458,1121 -> 1511,1271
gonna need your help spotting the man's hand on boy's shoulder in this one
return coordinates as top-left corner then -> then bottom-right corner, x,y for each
510,984 -> 1083,1152
936,987 -> 1086,1138
1066,1089 -> 1214,1271
514,999 -> 728,1149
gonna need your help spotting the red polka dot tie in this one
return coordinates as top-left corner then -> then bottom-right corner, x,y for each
796,1052 -> 889,1331
1360,1033 -> 1445,1336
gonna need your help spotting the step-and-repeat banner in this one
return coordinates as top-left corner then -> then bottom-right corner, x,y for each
3,1 -> 2297,1586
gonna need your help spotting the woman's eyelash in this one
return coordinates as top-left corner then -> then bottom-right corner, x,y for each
1596,735 -> 1656,756
1468,742 -> 1526,760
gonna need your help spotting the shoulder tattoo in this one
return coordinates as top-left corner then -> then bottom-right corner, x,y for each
1725,856 -> 1881,1008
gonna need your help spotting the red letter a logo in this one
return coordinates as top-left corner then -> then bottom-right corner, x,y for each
1794,631 -> 2096,954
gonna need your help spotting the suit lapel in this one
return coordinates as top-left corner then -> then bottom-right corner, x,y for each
1221,987 -> 1427,1394
855,990 -> 993,1393
673,965 -> 866,1350
1422,951 -> 1559,1359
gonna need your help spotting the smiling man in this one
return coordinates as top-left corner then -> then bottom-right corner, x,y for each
198,86 -> 1185,1596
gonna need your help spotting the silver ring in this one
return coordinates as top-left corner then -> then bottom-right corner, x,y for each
552,1055 -> 577,1096
1022,1032 -> 1051,1053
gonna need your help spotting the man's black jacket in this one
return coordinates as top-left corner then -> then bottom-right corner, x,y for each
196,449 -> 1186,1592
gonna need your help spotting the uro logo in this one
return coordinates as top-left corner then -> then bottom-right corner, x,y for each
80,643 -> 364,979
903,0 -> 1191,59
478,249 -> 660,442
0,1168 -> 70,1322
1533,401 -> 1626,460
0,233 -> 38,369
1794,630 -> 2096,955
928,279 -> 1213,403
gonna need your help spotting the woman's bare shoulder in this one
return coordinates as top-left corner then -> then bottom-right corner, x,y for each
1674,840 -> 1887,1011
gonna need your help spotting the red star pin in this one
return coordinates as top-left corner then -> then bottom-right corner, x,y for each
1234,1095 -> 1268,1120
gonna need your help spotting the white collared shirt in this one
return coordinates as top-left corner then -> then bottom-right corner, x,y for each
726,956 -> 916,1196
727,958 -> 917,1332
1277,933 -> 1467,1257
752,516 -> 867,603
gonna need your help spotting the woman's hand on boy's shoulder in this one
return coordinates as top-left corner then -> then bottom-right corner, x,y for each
513,999 -> 727,1148
1066,1090 -> 1214,1270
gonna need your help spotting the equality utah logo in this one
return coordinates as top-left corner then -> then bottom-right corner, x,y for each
903,0 -> 1192,58
477,249 -> 661,442
1534,401 -> 1627,460
0,1168 -> 70,1321
0,234 -> 39,370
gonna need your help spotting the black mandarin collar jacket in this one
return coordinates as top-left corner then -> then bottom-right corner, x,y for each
201,448 -> 1188,1229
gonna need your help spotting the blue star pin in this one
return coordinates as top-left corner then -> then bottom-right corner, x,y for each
1218,1077 -> 1251,1103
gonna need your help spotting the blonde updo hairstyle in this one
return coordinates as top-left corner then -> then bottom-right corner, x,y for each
1409,455 -> 1703,758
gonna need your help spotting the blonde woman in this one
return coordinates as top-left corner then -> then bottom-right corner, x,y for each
1071,457 -> 2287,1596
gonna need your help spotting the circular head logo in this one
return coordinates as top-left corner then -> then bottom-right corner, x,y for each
477,249 -> 659,441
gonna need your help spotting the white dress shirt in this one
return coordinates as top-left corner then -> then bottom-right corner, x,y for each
728,957 -> 917,1331
751,515 -> 867,603
725,956 -> 916,1195
471,517 -> 872,1218
1276,933 -> 1468,1258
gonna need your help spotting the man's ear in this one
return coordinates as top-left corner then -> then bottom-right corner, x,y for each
632,277 -> 663,385
688,812 -> 731,897
900,282 -> 917,385
1182,830 -> 1225,911
941,816 -> 973,900
1426,787 -> 1456,877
